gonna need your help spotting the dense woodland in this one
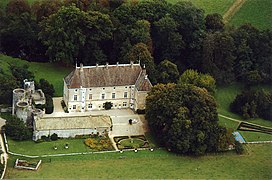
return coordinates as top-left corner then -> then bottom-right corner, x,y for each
0,0 -> 271,86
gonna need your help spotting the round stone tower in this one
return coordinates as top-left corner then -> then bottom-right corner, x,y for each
12,89 -> 25,115
16,101 -> 29,123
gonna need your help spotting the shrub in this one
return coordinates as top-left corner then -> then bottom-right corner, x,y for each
50,133 -> 58,141
103,102 -> 113,110
235,141 -> 244,154
45,95 -> 54,114
136,109 -> 145,114
4,115 -> 32,140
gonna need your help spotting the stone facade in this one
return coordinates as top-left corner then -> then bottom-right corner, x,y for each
63,62 -> 152,112
12,80 -> 45,123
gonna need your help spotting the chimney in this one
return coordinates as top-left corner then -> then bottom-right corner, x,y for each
130,61 -> 134,68
105,62 -> 109,69
116,62 -> 119,66
96,63 -> 99,68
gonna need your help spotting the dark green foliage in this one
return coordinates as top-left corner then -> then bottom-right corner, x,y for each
38,79 -> 55,97
205,13 -> 224,32
45,95 -> 54,114
61,100 -> 69,113
103,102 -> 113,110
0,162 -> 4,174
0,74 -> 18,105
4,116 -> 32,140
157,60 -> 180,84
235,141 -> 244,154
146,83 -> 232,155
10,64 -> 34,84
136,109 -> 145,114
50,133 -> 58,141
231,90 -> 272,120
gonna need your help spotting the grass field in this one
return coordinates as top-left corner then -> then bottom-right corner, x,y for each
7,138 -> 94,156
0,54 -> 72,97
229,0 -> 272,30
5,144 -> 272,179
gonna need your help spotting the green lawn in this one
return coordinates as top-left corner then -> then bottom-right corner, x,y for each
229,0 -> 272,30
7,138 -> 95,156
0,54 -> 72,97
5,144 -> 272,179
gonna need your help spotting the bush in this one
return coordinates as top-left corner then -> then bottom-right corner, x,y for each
45,95 -> 54,114
235,141 -> 244,154
103,102 -> 113,110
3,116 -> 32,140
50,133 -> 58,141
136,109 -> 145,114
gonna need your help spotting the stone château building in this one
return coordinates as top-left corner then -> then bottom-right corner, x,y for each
63,62 -> 152,112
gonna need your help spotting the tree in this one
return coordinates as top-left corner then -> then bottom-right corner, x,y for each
4,116 -> 32,140
0,74 -> 18,105
126,43 -> 157,83
205,13 -> 224,32
103,102 -> 113,110
10,64 -> 34,85
157,59 -> 179,84
178,69 -> 216,94
32,0 -> 63,22
153,15 -> 184,63
146,83 -> 232,155
6,0 -> 31,16
202,32 -> 236,85
230,90 -> 272,121
38,79 -> 55,97
39,5 -> 87,64
45,95 -> 54,114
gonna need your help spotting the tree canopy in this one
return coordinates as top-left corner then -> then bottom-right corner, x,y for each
146,83 -> 233,155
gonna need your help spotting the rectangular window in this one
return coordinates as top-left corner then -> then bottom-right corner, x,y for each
73,95 -> 77,101
73,105 -> 76,109
124,92 -> 128,98
101,94 -> 105,99
89,94 -> 92,100
112,93 -> 115,99
88,104 -> 92,109
123,102 -> 127,107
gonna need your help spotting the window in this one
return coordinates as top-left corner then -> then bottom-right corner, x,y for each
124,92 -> 128,98
102,87 -> 105,90
73,95 -> 77,101
73,105 -> 76,109
74,89 -> 78,92
89,94 -> 92,100
113,87 -> 116,89
101,94 -> 105,99
112,93 -> 115,99
123,102 -> 127,107
88,104 -> 92,109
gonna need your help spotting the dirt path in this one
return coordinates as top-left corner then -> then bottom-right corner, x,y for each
218,114 -> 272,129
223,0 -> 247,24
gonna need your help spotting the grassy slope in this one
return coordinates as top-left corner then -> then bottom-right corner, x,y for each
5,144 -> 272,179
229,0 -> 272,30
0,54 -> 72,97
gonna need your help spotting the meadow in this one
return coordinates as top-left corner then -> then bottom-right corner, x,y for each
229,0 -> 272,30
5,144 -> 272,179
0,54 -> 72,97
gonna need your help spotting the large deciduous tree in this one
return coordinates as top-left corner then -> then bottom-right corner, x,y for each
179,69 -> 216,94
146,83 -> 232,155
39,5 -> 113,65
202,32 -> 236,85
157,59 -> 179,84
